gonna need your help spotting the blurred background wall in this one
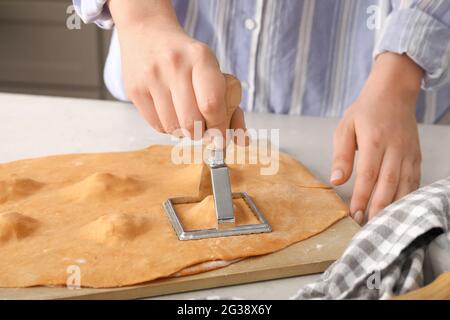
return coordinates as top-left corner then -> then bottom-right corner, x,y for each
0,0 -> 448,124
0,0 -> 112,99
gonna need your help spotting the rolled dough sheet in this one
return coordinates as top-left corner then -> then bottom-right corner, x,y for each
0,145 -> 348,288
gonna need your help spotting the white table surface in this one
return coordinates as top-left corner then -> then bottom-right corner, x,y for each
1,92 -> 450,299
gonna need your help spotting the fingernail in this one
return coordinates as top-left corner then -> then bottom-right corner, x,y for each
330,169 -> 344,184
353,210 -> 364,225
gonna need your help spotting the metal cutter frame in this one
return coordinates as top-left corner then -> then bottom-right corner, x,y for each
164,192 -> 271,240
163,148 -> 272,241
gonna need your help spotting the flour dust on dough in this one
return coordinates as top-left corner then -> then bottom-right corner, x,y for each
0,145 -> 348,288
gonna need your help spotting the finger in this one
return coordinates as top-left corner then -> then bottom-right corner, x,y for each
149,86 -> 180,136
170,71 -> 205,140
130,90 -> 164,133
350,143 -> 384,216
192,63 -> 227,134
353,210 -> 365,226
394,159 -> 419,201
367,150 -> 402,219
330,120 -> 356,185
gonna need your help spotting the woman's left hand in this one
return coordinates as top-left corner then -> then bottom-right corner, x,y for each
330,53 -> 424,224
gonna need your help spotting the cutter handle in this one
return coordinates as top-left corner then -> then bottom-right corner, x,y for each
223,73 -> 242,124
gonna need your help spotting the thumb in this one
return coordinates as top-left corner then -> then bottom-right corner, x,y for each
192,63 -> 227,133
331,120 -> 356,185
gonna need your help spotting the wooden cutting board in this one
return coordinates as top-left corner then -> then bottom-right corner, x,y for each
0,217 -> 359,300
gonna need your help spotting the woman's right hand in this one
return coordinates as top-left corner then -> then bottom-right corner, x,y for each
108,0 -> 245,138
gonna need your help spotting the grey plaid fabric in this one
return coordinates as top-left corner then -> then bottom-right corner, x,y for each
424,232 -> 450,284
292,176 -> 450,300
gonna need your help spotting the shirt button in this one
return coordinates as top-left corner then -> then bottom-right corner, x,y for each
244,18 -> 257,31
241,81 -> 249,89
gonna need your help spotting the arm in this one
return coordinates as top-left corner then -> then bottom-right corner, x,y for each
108,0 -> 246,138
331,52 -> 423,224
330,0 -> 450,224
76,0 -> 245,138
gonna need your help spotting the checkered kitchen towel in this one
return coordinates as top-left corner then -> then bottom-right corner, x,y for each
292,176 -> 450,300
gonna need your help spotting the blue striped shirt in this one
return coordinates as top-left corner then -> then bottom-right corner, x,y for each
74,0 -> 450,123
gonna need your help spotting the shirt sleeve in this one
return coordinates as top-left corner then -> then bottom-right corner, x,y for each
374,1 -> 450,89
72,0 -> 114,29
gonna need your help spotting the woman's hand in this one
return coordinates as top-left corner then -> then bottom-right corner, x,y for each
108,0 -> 245,138
331,53 -> 423,224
